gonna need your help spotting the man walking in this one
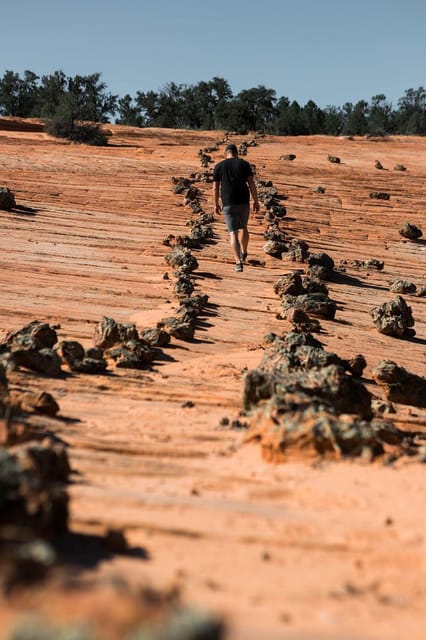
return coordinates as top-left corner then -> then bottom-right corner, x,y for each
212,143 -> 259,272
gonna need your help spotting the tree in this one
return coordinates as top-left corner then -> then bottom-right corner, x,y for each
0,69 -> 40,117
342,100 -> 368,135
39,70 -> 68,117
116,94 -> 144,126
302,100 -> 325,134
395,87 -> 426,134
323,105 -> 343,135
367,94 -> 395,136
68,73 -> 117,122
230,85 -> 277,131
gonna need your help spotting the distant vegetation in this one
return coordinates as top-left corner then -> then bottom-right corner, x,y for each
1,69 -> 426,140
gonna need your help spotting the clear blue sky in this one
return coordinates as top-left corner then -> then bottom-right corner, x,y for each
1,0 -> 425,109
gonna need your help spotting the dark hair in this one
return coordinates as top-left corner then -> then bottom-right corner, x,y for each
225,143 -> 238,155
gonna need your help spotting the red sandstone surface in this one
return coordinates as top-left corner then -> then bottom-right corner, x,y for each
0,118 -> 425,639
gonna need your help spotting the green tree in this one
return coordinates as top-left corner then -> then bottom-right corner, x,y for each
302,99 -> 325,134
68,73 -> 117,122
0,69 -> 40,116
116,94 -> 144,126
367,94 -> 395,135
395,87 -> 426,134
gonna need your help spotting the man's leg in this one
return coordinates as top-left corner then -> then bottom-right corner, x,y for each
240,226 -> 249,259
229,231 -> 242,264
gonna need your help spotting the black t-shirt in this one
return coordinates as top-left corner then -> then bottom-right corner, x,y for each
213,157 -> 253,206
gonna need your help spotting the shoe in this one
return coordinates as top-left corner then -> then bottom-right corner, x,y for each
235,262 -> 243,272
240,251 -> 248,263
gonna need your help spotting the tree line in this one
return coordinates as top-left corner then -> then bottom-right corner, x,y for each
1,69 -> 426,137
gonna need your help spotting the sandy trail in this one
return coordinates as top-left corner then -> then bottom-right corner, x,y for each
0,121 -> 425,639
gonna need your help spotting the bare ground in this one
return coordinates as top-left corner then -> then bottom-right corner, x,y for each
0,119 -> 425,639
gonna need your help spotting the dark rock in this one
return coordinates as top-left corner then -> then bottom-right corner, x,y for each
93,316 -> 120,350
369,192 -> 390,200
375,160 -> 384,169
283,239 -> 310,262
263,240 -> 287,257
4,320 -> 58,350
165,247 -> 199,273
314,186 -> 325,193
106,340 -> 155,369
281,292 -> 337,320
399,223 -> 423,240
280,154 -> 296,161
370,295 -> 415,338
0,445 -> 69,539
347,354 -> 367,377
140,328 -> 171,347
372,360 -> 426,408
327,155 -> 341,163
11,346 -> 63,377
0,187 -> 16,211
389,279 -> 417,294
274,272 -> 304,297
393,164 -> 407,171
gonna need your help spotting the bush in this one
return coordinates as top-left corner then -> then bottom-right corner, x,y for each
45,94 -> 108,146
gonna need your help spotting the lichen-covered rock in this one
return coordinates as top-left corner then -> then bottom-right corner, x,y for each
263,240 -> 287,256
389,279 -> 417,294
307,252 -> 335,280
399,222 -> 423,240
245,401 -> 383,462
140,327 -> 170,347
106,340 -> 155,369
370,295 -> 415,338
283,239 -> 310,262
93,317 -> 138,351
4,320 -> 58,350
281,292 -> 337,320
165,247 -> 199,273
372,360 -> 426,408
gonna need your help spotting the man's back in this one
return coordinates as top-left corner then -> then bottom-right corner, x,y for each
213,157 -> 253,206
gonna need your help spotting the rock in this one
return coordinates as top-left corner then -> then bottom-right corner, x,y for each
280,154 -> 296,161
375,160 -> 384,169
399,222 -> 423,240
389,279 -> 417,294
283,239 -> 310,262
9,390 -> 60,416
93,316 -> 120,350
106,340 -> 155,369
274,272 -> 304,297
140,328 -> 170,347
11,346 -> 63,377
393,164 -> 407,171
370,295 -> 415,338
165,247 -> 199,273
281,292 -> 337,320
327,155 -> 341,163
4,320 -> 58,350
347,354 -> 367,377
245,401 -> 381,462
372,360 -> 426,408
308,252 -> 334,272
369,192 -> 390,200
263,240 -> 287,257
314,186 -> 325,193
0,187 -> 16,210
0,445 -> 69,539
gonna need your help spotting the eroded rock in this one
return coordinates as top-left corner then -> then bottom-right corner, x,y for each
372,360 -> 426,408
399,222 -> 423,240
370,295 -> 415,338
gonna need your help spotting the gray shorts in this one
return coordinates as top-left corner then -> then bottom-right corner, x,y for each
223,203 -> 250,232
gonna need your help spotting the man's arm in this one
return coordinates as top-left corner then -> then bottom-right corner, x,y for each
213,180 -> 221,214
247,175 -> 260,212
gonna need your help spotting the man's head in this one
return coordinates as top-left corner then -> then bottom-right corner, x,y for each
225,143 -> 238,157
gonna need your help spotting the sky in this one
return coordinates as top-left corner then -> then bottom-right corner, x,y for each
1,0 -> 425,110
